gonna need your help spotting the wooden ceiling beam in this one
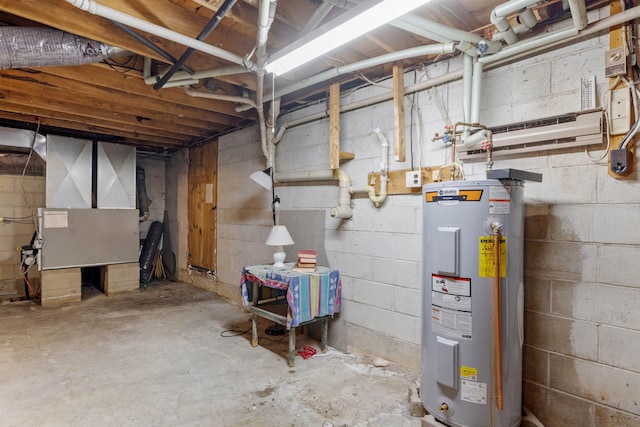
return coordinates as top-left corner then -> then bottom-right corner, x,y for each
0,82 -> 224,139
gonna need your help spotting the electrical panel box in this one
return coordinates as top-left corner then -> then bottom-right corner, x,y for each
405,170 -> 422,188
605,47 -> 627,77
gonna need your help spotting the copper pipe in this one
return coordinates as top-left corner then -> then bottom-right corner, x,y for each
491,221 -> 504,411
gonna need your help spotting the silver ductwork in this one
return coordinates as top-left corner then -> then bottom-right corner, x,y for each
0,27 -> 127,69
0,126 -> 46,160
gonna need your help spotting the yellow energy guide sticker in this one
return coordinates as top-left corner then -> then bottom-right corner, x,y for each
460,366 -> 478,381
479,236 -> 507,278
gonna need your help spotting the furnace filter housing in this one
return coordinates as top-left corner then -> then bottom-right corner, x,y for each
421,179 -> 524,427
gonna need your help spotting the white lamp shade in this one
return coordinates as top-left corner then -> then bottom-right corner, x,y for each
250,169 -> 272,190
265,225 -> 294,246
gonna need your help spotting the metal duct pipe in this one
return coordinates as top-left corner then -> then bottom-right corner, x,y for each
0,27 -> 127,69
0,126 -> 47,160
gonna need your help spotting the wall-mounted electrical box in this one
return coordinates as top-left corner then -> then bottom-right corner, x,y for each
605,47 -> 627,77
406,170 -> 423,188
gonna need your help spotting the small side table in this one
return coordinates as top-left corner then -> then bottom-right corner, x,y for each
240,265 -> 342,366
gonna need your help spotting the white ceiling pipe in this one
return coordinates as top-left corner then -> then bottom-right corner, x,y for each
184,87 -> 258,109
490,10 -> 518,45
65,0 -> 256,70
270,6 -> 640,148
397,14 -> 483,44
479,26 -> 578,64
394,14 -> 502,55
494,0 -> 541,18
237,42 -> 456,111
462,54 -> 474,139
300,0 -> 335,35
518,7 -> 538,29
143,57 -> 245,86
389,20 -> 453,44
568,0 -> 588,30
470,61 -> 484,124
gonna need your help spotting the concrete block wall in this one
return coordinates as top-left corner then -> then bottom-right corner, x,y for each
215,8 -> 639,426
0,174 -> 44,298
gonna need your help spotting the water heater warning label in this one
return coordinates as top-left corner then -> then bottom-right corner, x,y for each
431,275 -> 472,340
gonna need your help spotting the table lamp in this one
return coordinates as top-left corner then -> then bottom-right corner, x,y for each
265,225 -> 294,267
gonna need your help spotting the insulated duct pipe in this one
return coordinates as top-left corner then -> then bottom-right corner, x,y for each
65,0 -> 256,70
0,27 -> 127,69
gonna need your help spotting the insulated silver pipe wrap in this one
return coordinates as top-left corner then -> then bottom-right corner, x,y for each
0,27 -> 127,69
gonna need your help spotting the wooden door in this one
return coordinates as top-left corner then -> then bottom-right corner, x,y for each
187,141 -> 217,271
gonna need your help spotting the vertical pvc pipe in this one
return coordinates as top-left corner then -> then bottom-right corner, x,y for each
462,54 -> 474,140
471,61 -> 484,124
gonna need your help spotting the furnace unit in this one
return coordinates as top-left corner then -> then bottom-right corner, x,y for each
421,169 -> 541,427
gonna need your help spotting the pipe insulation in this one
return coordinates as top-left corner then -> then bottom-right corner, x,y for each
0,27 -> 127,69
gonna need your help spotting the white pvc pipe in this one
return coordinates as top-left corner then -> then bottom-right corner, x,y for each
462,54 -> 474,139
366,127 -> 389,208
389,20 -> 453,44
300,0 -> 334,35
398,14 -> 483,44
471,62 -> 483,124
568,0 -> 588,30
275,170 -> 336,182
237,43 -> 456,111
494,0 -> 541,18
479,26 -> 578,64
331,169 -> 354,219
143,57 -> 245,86
65,0 -> 255,70
490,10 -> 518,45
184,87 -> 258,109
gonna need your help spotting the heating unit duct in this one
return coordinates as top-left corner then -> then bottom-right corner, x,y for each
421,169 -> 541,427
0,27 -> 126,69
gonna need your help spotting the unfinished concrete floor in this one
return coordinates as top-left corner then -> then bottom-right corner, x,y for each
1,281 -> 422,427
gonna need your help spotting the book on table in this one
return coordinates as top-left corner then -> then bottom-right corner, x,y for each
295,249 -> 317,272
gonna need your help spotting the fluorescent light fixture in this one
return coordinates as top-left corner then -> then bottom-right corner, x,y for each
264,0 -> 433,76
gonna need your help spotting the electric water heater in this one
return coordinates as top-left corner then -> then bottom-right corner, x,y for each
421,171 -> 539,427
